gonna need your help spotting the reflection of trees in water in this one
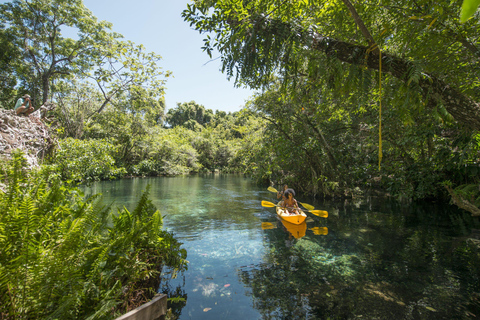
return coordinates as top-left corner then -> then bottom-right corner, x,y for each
237,200 -> 480,319
159,280 -> 187,320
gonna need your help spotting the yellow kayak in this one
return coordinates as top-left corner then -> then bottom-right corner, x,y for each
276,201 -> 307,224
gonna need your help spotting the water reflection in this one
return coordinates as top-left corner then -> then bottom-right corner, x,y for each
240,196 -> 480,319
281,220 -> 307,239
309,226 -> 328,236
83,176 -> 480,319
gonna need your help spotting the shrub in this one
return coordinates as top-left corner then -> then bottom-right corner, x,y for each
49,138 -> 126,182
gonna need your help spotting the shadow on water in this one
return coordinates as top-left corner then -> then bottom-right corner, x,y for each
83,175 -> 480,320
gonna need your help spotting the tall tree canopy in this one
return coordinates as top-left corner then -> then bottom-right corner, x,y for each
0,27 -> 19,108
165,101 -> 214,129
0,0 -> 117,103
0,0 -> 169,110
183,0 -> 480,130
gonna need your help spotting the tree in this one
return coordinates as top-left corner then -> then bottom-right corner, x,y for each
0,0 -> 121,104
0,27 -> 19,108
181,0 -> 480,203
0,0 -> 169,113
165,101 -> 213,128
183,0 -> 480,130
86,41 -> 169,116
53,79 -> 102,139
115,86 -> 166,126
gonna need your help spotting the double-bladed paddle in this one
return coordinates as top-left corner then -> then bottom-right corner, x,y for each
267,186 -> 315,211
261,200 -> 328,218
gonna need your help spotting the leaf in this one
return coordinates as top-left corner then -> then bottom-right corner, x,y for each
203,308 -> 212,312
427,17 -> 438,29
460,0 -> 480,23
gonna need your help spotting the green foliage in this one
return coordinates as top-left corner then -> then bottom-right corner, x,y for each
242,77 -> 480,201
452,184 -> 480,208
120,86 -> 166,126
182,0 -> 480,206
79,90 -> 166,169
0,28 -> 18,109
48,97 -> 265,180
48,138 -> 126,183
165,101 -> 213,128
193,109 -> 266,173
460,0 -> 480,22
85,41 -> 169,115
184,0 -> 480,107
0,0 -> 121,102
0,0 -> 169,112
52,80 -> 104,139
120,126 -> 199,176
0,151 -> 188,319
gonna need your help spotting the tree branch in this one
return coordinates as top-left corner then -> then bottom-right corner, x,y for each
445,185 -> 480,217
311,34 -> 480,130
341,0 -> 377,49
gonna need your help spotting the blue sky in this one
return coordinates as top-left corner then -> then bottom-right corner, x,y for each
82,0 -> 256,113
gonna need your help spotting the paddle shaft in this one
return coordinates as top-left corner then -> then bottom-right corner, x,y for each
267,188 -> 315,211
261,200 -> 328,218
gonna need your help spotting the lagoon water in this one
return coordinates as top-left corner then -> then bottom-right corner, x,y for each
84,174 -> 480,319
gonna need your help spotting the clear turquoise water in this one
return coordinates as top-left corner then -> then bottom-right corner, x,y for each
84,174 -> 480,320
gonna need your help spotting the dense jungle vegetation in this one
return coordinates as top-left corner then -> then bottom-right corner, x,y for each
180,0 -> 480,211
1,0 -> 479,206
1,0 -> 480,318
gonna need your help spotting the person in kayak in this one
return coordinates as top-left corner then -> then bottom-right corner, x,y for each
281,188 -> 300,215
277,184 -> 288,201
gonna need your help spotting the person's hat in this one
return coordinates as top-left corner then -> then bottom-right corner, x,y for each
23,94 -> 30,99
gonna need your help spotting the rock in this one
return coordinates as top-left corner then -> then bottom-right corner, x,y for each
0,108 -> 56,168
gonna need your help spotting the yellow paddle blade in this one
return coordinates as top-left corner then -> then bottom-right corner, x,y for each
261,200 -> 276,208
299,202 -> 315,211
267,186 -> 278,193
310,210 -> 328,218
310,227 -> 328,235
261,222 -> 276,230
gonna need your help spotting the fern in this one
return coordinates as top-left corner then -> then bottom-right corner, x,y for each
0,153 -> 188,319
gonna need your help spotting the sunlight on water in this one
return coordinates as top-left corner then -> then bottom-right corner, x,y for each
84,175 -> 480,320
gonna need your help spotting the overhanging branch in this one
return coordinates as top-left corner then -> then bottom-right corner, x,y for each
311,34 -> 480,130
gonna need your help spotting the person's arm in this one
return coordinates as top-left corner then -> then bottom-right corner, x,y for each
26,97 -> 33,109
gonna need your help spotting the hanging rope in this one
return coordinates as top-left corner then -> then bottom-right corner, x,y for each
365,44 -> 383,170
378,50 -> 382,171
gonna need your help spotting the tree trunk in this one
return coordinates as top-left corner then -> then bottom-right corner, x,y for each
299,114 -> 339,169
445,185 -> 480,217
42,74 -> 49,104
311,35 -> 480,130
